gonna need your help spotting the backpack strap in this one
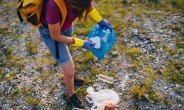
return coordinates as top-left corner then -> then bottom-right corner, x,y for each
54,41 -> 60,59
17,1 -> 24,23
53,0 -> 67,59
54,0 -> 67,27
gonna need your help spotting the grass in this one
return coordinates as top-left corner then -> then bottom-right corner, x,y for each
174,87 -> 184,97
38,57 -> 56,66
10,88 -> 20,99
76,63 -> 91,71
129,78 -> 162,104
25,42 -> 39,55
175,38 -> 184,49
123,48 -> 141,60
165,46 -> 175,56
161,59 -> 184,85
172,0 -> 184,9
83,68 -> 104,85
48,85 -> 59,95
25,96 -> 40,108
0,46 -> 27,81
37,71 -> 56,84
36,65 -> 43,72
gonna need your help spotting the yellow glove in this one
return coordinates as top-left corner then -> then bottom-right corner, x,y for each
89,8 -> 103,22
71,37 -> 84,46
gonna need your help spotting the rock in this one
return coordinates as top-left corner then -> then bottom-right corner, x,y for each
128,28 -> 139,35
156,69 -> 163,74
179,67 -> 184,74
112,51 -> 119,56
142,48 -> 147,54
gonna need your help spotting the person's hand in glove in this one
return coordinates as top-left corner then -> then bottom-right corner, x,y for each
82,41 -> 95,50
98,19 -> 112,29
71,38 -> 95,50
89,8 -> 112,29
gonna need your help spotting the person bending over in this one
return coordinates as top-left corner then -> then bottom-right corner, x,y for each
39,0 -> 111,109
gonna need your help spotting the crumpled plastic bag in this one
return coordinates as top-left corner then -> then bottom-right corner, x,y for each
86,87 -> 119,110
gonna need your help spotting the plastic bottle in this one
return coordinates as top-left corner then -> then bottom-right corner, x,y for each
120,75 -> 129,91
96,74 -> 117,84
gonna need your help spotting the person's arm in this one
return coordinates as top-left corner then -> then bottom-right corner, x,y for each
88,6 -> 102,23
48,22 -> 74,44
88,5 -> 111,29
48,22 -> 95,50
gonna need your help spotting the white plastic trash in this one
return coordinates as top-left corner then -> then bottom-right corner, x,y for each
90,36 -> 101,49
86,87 -> 119,110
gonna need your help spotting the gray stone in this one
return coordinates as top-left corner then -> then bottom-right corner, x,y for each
179,67 -> 184,74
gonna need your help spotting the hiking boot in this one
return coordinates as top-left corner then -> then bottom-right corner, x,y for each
74,76 -> 84,86
68,93 -> 85,109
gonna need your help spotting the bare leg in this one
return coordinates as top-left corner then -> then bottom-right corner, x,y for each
61,60 -> 75,96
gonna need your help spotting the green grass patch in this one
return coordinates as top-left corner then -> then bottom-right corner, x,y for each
5,71 -> 17,81
74,51 -> 94,63
76,63 -> 90,71
36,65 -> 43,72
10,88 -> 20,99
20,86 -> 35,97
129,78 -> 162,104
25,42 -> 39,55
37,71 -> 56,84
162,59 -> 184,85
174,87 -> 184,97
165,46 -> 175,56
84,68 -> 104,85
0,91 -> 3,97
145,10 -> 165,18
163,98 -> 169,105
172,0 -> 184,9
123,48 -> 141,60
48,85 -> 58,96
175,38 -> 184,49
165,46 -> 183,56
38,57 -> 56,66
25,96 -> 40,107
83,51 -> 95,61
3,48 -> 13,56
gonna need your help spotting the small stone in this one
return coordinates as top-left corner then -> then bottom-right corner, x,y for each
175,84 -> 181,88
112,51 -> 119,56
93,57 -> 98,62
179,67 -> 184,74
156,70 -> 163,74
54,97 -> 58,100
142,48 -> 147,54
164,86 -> 168,90
10,22 -> 16,26
145,94 -> 149,100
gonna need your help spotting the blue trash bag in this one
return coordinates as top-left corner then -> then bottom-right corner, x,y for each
88,25 -> 116,60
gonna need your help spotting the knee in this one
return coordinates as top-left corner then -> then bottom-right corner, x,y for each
63,69 -> 75,78
61,61 -> 75,78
